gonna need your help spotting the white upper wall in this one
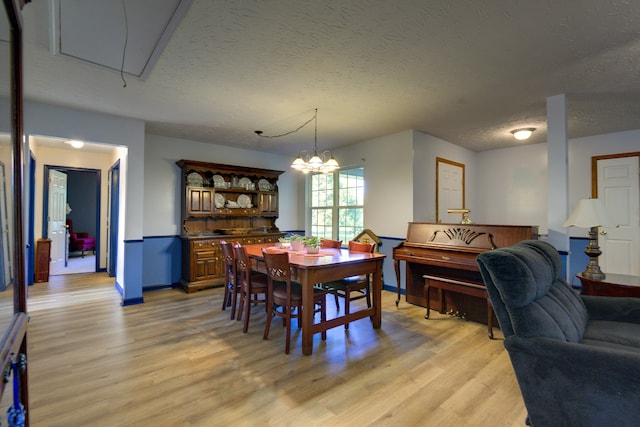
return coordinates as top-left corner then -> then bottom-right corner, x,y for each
143,133 -> 298,236
333,130 -> 414,237
475,128 -> 640,236
413,130 -> 477,223
476,143 -> 548,232
24,101 -> 144,240
568,129 -> 640,205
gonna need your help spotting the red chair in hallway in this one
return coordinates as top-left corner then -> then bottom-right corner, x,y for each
66,219 -> 96,257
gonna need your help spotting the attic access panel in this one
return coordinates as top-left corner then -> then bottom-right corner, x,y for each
55,0 -> 192,79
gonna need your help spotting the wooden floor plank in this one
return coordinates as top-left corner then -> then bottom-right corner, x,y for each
18,272 -> 527,426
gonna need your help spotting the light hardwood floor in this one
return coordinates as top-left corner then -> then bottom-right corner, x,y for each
22,273 -> 527,426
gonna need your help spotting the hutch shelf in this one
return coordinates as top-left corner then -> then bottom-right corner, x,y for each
177,160 -> 285,293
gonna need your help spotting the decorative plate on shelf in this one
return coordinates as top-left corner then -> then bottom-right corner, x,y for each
187,172 -> 204,186
213,175 -> 226,188
239,177 -> 252,188
214,193 -> 225,208
237,194 -> 252,208
258,178 -> 271,191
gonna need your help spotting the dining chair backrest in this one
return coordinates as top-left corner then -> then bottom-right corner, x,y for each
348,240 -> 375,253
320,239 -> 342,249
233,243 -> 250,282
321,238 -> 342,248
261,248 -> 292,283
219,240 -> 238,316
220,240 -> 236,277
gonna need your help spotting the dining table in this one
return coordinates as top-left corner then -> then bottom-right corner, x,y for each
243,243 -> 386,355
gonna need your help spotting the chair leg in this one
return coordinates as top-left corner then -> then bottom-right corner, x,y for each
284,306 -> 291,354
230,284 -> 238,320
334,294 -> 340,311
365,281 -> 372,308
263,304 -> 273,341
242,293 -> 251,333
320,297 -> 327,341
221,284 -> 230,311
487,299 -> 494,339
237,290 -> 245,322
344,291 -> 351,330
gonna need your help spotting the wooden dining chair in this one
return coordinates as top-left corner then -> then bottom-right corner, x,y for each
261,248 -> 327,354
233,243 -> 269,333
220,240 -> 239,320
320,238 -> 342,249
321,240 -> 375,330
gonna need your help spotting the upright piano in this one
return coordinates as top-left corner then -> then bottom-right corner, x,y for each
393,222 -> 538,336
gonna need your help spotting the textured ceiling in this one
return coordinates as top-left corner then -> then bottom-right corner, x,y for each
19,0 -> 640,155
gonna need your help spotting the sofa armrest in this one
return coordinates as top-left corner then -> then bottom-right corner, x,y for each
505,335 -> 640,426
581,295 -> 640,323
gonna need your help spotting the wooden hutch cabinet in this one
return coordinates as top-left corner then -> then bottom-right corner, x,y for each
177,160 -> 285,293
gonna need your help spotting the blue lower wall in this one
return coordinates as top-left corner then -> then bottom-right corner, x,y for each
142,236 -> 182,289
137,234 -> 585,295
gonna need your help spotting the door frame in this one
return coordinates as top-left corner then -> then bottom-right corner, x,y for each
591,151 -> 640,274
108,160 -> 120,277
591,151 -> 640,197
43,165 -> 101,272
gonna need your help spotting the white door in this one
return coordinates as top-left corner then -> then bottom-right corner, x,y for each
597,156 -> 639,275
437,159 -> 464,223
48,169 -> 68,275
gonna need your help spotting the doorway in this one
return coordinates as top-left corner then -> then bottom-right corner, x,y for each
43,165 -> 101,275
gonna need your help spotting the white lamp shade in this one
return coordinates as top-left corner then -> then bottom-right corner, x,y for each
291,157 -> 306,169
563,198 -> 617,228
308,155 -> 323,169
324,157 -> 339,169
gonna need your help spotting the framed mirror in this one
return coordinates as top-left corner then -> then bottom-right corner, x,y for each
0,0 -> 29,421
435,157 -> 465,223
0,0 -> 14,338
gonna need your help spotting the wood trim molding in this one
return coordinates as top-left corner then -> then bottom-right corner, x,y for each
591,151 -> 640,197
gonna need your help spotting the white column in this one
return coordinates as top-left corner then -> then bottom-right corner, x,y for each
546,94 -> 570,253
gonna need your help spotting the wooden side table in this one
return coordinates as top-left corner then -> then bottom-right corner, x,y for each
577,273 -> 640,298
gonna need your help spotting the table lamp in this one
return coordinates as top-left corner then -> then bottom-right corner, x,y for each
563,198 -> 616,280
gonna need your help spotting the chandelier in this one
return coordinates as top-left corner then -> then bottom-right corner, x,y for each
290,109 -> 339,174
255,108 -> 339,174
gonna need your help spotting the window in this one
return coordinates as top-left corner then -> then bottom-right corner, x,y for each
310,167 -> 364,242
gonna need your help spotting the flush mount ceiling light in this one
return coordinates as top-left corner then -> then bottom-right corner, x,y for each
511,128 -> 536,141
65,139 -> 84,149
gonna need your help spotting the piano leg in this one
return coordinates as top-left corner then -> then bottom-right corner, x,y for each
394,259 -> 402,307
423,282 -> 431,319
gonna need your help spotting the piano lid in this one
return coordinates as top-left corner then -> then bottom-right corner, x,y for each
401,222 -> 539,254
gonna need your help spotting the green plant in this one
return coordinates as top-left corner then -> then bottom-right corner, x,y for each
303,236 -> 321,248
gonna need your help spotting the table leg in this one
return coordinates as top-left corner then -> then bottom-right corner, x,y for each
372,259 -> 382,328
301,273 -> 314,356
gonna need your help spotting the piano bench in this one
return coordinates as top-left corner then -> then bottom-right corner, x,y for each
423,275 -> 494,339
